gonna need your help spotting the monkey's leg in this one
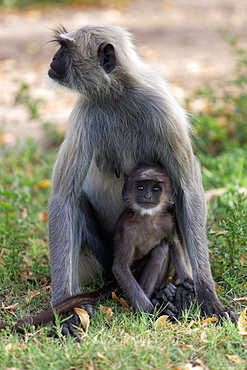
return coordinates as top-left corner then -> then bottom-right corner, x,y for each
49,194 -> 109,336
137,245 -> 178,317
169,236 -> 194,291
138,244 -> 169,298
177,157 -> 237,322
112,260 -> 154,313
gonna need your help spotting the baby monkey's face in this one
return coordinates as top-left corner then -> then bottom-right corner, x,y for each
134,180 -> 164,209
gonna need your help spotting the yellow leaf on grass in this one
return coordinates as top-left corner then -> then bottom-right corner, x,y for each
111,292 -> 130,308
154,315 -> 169,328
36,179 -> 51,189
174,359 -> 206,370
187,320 -> 197,328
5,343 -> 13,355
233,296 -> 247,301
226,354 -> 245,365
38,211 -> 48,223
26,290 -> 40,302
96,351 -> 112,364
0,303 -> 18,311
201,317 -> 217,324
111,292 -> 118,301
85,361 -> 96,370
74,308 -> 90,334
100,306 -> 114,319
238,307 -> 247,333
216,335 -> 231,346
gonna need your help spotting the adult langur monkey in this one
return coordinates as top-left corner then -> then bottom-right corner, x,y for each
47,25 -> 237,335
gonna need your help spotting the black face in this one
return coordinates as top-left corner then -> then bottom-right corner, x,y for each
48,44 -> 68,81
134,180 -> 162,209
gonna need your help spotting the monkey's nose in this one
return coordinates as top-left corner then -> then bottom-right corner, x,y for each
144,195 -> 151,200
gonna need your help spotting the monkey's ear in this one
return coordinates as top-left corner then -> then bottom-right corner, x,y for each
98,43 -> 117,74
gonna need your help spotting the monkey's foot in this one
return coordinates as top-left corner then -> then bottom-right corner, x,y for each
200,300 -> 238,324
171,283 -> 195,319
151,283 -> 178,316
214,310 -> 238,324
152,283 -> 177,303
50,305 -> 96,338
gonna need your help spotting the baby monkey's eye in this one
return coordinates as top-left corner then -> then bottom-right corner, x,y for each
152,186 -> 161,192
137,185 -> 144,191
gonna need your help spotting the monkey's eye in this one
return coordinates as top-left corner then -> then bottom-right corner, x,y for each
137,185 -> 144,191
152,186 -> 161,193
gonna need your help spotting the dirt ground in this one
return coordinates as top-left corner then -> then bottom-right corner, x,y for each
0,0 -> 246,147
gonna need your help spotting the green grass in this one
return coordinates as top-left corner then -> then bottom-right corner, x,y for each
0,305 -> 246,369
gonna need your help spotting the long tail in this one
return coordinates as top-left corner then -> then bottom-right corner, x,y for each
0,281 -> 118,334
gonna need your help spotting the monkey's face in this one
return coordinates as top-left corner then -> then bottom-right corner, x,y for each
48,41 -> 70,84
122,164 -> 174,215
133,180 -> 166,209
48,26 -> 117,93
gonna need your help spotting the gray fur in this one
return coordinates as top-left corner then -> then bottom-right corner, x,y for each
48,25 -> 231,319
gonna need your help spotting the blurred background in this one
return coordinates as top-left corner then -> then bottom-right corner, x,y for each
0,0 -> 246,147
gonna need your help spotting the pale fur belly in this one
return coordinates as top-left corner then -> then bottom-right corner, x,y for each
134,234 -> 164,260
83,160 -> 126,232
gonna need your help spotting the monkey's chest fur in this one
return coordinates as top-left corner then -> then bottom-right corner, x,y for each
82,92 -> 167,232
121,210 -> 174,261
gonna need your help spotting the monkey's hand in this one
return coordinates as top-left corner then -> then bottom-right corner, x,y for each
181,277 -> 194,291
50,305 -> 96,338
151,283 -> 178,317
132,295 -> 155,313
172,283 -> 195,319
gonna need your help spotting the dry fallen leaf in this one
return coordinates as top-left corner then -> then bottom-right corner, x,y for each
5,343 -> 14,355
38,211 -> 49,223
26,290 -> 40,302
201,317 -> 217,324
200,324 -> 207,342
0,303 -> 19,311
111,292 -> 130,308
174,358 -> 207,370
154,315 -> 169,328
216,335 -> 231,346
233,296 -> 247,302
85,361 -> 96,370
96,351 -> 112,365
238,307 -> 247,336
187,320 -> 197,328
226,354 -> 245,365
100,305 -> 114,319
74,308 -> 90,334
36,179 -> 51,189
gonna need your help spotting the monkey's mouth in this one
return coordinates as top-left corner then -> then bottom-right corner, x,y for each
48,67 -> 62,80
138,203 -> 157,209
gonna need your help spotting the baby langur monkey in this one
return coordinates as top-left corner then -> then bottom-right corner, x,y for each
112,164 -> 194,313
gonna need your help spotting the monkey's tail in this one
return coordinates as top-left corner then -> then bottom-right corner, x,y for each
0,281 -> 118,334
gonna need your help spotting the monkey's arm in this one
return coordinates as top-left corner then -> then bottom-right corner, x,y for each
48,136 -> 105,306
175,158 -> 237,322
